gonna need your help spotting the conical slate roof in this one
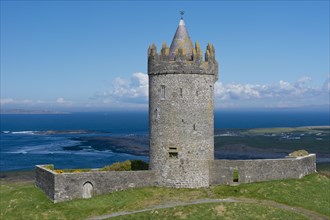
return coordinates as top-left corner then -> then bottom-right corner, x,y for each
169,19 -> 194,60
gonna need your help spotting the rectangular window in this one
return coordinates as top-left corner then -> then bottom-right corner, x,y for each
180,88 -> 183,97
169,152 -> 178,158
161,85 -> 165,99
168,147 -> 178,159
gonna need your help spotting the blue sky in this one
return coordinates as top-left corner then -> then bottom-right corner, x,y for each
1,1 -> 329,111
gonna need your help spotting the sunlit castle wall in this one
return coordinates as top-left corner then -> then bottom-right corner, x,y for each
148,23 -> 218,188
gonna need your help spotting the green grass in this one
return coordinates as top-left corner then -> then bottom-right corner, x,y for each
0,174 -> 329,219
0,182 -> 206,220
111,202 -> 309,220
317,162 -> 330,172
212,173 -> 330,217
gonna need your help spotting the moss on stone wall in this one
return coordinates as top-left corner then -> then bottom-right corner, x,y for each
288,150 -> 309,157
100,160 -> 149,171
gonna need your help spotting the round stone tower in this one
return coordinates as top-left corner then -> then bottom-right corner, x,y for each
148,17 -> 218,188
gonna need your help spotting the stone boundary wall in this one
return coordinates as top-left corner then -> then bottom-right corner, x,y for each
209,154 -> 316,185
35,165 -> 156,203
36,154 -> 316,202
35,165 -> 56,200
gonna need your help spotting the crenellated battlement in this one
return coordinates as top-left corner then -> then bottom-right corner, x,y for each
148,42 -> 218,80
148,42 -> 216,62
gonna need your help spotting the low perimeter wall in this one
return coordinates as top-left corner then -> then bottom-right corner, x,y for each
209,154 -> 316,185
35,165 -> 156,203
36,154 -> 316,203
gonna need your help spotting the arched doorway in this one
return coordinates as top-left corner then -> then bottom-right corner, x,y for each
82,182 -> 93,198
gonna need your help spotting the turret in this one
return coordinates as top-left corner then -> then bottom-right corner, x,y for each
148,18 -> 218,81
148,15 -> 219,188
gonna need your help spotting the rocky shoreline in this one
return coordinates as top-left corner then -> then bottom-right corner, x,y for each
67,135 -> 149,156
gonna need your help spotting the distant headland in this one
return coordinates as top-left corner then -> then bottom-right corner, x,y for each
0,109 -> 70,115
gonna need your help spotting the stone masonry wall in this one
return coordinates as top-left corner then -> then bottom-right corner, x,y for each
209,154 -> 316,185
149,73 -> 215,188
36,154 -> 316,202
35,165 -> 156,203
35,165 -> 56,200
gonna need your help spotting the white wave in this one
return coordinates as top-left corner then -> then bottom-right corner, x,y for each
3,139 -> 82,154
67,149 -> 114,156
11,131 -> 36,135
18,151 -> 27,154
125,134 -> 136,137
215,133 -> 237,137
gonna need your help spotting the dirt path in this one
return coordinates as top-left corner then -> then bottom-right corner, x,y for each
86,197 -> 329,220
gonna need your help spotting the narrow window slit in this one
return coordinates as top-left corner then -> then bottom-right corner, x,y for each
161,85 -> 165,99
233,168 -> 239,182
154,108 -> 160,119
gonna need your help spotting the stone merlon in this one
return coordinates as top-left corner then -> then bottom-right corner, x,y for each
148,42 -> 218,81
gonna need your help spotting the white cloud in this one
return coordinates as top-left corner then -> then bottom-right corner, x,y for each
0,97 -> 74,108
279,80 -> 294,91
0,98 -> 34,105
93,72 -> 327,109
56,97 -> 65,103
92,73 -> 328,109
93,72 -> 148,104
215,82 -> 268,100
0,98 -> 15,105
2,73 -> 328,111
323,77 -> 330,93
214,76 -> 325,102
296,76 -> 312,87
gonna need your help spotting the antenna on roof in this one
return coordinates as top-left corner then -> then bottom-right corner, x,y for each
180,10 -> 185,19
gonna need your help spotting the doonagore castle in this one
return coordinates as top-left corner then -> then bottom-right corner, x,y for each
36,17 -> 316,203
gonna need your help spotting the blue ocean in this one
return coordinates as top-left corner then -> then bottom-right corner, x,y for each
1,111 -> 329,171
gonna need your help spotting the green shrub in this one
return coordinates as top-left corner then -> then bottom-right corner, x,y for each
100,160 -> 149,171
62,168 -> 92,173
101,160 -> 132,171
43,164 -> 54,170
131,160 -> 149,170
288,149 -> 309,157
